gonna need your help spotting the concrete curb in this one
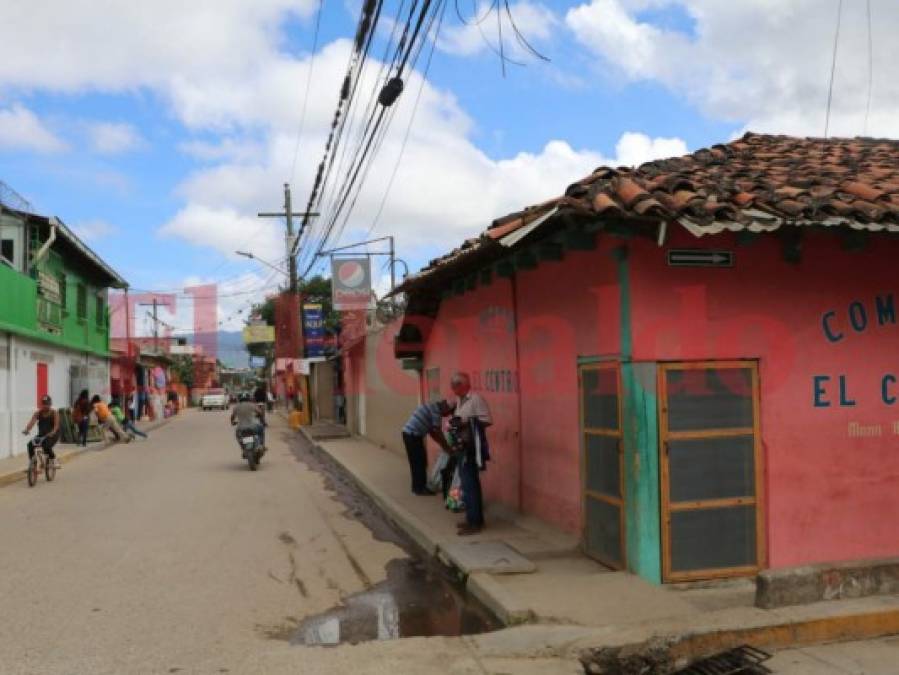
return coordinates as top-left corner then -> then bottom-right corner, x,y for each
575,598 -> 899,671
468,572 -> 536,626
297,426 -> 536,626
296,426 -> 899,658
0,414 -> 178,489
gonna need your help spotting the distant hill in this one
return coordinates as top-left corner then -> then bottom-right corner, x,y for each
179,330 -> 250,369
216,331 -> 249,369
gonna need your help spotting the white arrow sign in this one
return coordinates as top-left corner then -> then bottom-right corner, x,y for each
667,249 -> 734,268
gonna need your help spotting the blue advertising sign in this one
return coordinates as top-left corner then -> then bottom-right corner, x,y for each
303,303 -> 325,358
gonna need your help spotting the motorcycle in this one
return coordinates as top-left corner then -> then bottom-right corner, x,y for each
236,427 -> 264,471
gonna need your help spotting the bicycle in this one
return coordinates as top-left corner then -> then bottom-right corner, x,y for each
26,435 -> 57,487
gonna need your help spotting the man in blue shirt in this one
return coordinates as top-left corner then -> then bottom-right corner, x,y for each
402,399 -> 454,495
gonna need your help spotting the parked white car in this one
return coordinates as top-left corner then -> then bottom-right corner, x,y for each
200,388 -> 229,411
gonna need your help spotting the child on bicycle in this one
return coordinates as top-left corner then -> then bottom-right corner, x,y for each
22,395 -> 61,468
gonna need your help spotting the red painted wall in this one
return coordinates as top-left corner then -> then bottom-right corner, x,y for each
513,241 -> 622,532
422,278 -> 521,509
421,239 -> 623,533
628,228 -> 899,568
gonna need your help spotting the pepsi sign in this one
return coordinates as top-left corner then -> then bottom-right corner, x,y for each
331,257 -> 372,311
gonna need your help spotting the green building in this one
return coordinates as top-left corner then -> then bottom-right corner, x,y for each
1,205 -> 127,459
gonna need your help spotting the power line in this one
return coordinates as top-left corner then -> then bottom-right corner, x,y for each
290,0 -> 325,186
864,0 -> 873,136
367,0 -> 445,237
315,0 -> 411,256
296,0 -> 384,258
298,0 -> 417,271
824,0 -> 843,138
301,1 -> 442,278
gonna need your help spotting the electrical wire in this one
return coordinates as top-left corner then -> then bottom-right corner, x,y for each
367,1 -> 445,237
290,0 -> 325,186
824,0 -> 843,138
296,0 -> 384,256
300,1 -> 441,278
324,2 -> 443,250
864,0 -> 873,136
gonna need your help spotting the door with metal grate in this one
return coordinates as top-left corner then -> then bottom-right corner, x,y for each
659,362 -> 765,582
579,363 -> 625,569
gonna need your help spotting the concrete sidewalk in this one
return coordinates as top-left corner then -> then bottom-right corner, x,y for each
301,430 -> 899,667
0,411 -> 180,488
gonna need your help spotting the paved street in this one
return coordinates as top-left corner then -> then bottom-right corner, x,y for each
0,410 -> 406,674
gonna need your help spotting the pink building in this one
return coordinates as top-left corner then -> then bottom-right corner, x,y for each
389,134 -> 899,583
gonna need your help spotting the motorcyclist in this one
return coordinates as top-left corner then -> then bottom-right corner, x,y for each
230,393 -> 265,451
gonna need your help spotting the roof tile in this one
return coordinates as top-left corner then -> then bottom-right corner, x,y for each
400,133 -> 899,291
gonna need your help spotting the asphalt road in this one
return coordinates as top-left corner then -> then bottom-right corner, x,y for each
0,409 -> 404,674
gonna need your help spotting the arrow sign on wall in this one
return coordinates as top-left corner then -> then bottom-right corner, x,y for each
667,249 -> 734,267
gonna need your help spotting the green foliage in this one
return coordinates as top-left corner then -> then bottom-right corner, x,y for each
246,275 -> 340,338
170,354 -> 195,389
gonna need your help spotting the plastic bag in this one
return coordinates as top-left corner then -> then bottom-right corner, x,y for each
427,451 -> 450,493
445,466 -> 465,512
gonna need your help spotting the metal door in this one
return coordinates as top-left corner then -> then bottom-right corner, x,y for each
658,361 -> 765,582
579,363 -> 625,569
36,362 -> 48,406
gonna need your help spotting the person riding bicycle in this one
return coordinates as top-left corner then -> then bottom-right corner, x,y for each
22,395 -> 61,469
230,393 -> 265,451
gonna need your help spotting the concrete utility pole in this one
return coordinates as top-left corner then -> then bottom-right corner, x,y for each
257,183 -> 319,294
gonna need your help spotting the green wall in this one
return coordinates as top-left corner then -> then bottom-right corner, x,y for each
0,252 -> 110,356
615,244 -> 663,583
0,262 -> 38,332
622,362 -> 662,583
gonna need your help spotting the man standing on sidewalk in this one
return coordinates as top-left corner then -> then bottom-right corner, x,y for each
401,399 -> 455,495
451,372 -> 492,535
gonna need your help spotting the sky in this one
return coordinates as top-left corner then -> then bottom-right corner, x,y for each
0,0 -> 896,335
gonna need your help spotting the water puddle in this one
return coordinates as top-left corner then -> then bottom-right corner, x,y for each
287,431 -> 501,646
292,557 -> 499,646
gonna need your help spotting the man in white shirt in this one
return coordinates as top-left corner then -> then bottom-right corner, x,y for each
452,373 -> 492,427
450,372 -> 491,535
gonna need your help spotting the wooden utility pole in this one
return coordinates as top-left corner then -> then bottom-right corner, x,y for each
257,183 -> 319,294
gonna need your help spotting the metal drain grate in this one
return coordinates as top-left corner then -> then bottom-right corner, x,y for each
675,645 -> 772,675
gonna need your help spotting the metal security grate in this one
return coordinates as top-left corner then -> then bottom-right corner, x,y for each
676,645 -> 772,675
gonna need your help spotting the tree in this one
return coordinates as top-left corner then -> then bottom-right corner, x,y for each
245,276 -> 340,363
169,354 -> 195,389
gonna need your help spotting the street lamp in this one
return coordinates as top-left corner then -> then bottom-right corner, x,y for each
235,250 -> 288,277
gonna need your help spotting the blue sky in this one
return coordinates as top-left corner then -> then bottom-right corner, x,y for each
0,0 -> 893,331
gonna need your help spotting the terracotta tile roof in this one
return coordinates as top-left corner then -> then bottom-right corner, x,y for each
398,133 -> 899,293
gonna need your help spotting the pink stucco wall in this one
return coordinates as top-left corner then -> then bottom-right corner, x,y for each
422,278 -> 521,510
628,227 -> 899,568
421,239 -> 623,533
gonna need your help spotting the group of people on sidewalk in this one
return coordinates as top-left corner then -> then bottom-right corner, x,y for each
72,390 -> 150,446
402,372 -> 492,536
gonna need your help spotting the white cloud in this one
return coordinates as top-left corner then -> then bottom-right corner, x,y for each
157,36 -> 687,266
565,0 -> 899,137
154,37 -> 686,269
158,204 -> 286,265
178,137 -> 265,163
0,3 -> 688,276
72,219 -> 118,241
0,1 -> 317,93
0,104 -> 66,153
87,122 -> 146,154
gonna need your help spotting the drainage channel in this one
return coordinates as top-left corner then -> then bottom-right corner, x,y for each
287,431 -> 501,647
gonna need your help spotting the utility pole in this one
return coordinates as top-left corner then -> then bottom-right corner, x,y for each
138,299 -> 161,353
152,299 -> 158,353
258,183 -> 319,294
